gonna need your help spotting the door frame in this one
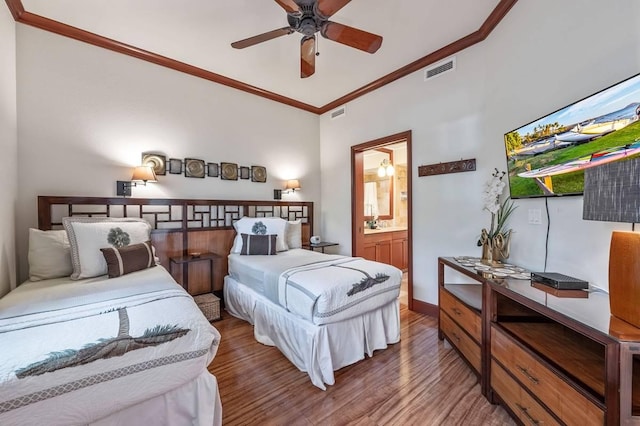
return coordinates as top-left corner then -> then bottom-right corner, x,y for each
351,130 -> 413,310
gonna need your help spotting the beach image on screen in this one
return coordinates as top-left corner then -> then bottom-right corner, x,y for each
504,73 -> 640,198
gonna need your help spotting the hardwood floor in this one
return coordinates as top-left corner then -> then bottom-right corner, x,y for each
208,305 -> 514,425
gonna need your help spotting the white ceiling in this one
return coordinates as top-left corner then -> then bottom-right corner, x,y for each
21,0 -> 501,108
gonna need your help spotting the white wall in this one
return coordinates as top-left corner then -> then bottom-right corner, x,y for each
0,6 -> 17,297
320,0 -> 640,304
16,26 -> 320,282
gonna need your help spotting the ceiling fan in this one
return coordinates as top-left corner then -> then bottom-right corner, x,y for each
231,0 -> 383,78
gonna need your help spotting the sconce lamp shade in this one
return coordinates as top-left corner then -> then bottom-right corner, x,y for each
131,166 -> 157,183
117,165 -> 157,197
583,157 -> 640,223
285,179 -> 301,191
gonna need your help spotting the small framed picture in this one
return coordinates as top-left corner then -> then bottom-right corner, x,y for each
221,162 -> 238,180
185,158 -> 206,178
168,158 -> 183,174
251,166 -> 267,183
142,153 -> 166,176
239,166 -> 250,179
207,163 -> 219,178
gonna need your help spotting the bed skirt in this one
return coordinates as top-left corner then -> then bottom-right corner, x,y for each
91,370 -> 222,426
224,275 -> 401,390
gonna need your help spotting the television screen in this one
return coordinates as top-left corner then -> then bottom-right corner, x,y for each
504,73 -> 640,199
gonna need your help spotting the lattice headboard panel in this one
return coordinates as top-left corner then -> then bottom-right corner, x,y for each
39,196 -> 312,232
37,196 -> 314,294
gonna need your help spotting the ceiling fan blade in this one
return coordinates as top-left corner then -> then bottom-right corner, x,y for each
300,36 -> 316,78
274,0 -> 301,15
316,0 -> 351,18
321,21 -> 382,53
231,27 -> 293,49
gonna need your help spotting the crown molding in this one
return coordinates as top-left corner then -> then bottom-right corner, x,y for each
6,0 -> 518,115
5,0 -> 24,19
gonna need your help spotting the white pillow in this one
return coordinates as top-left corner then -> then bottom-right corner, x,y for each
285,220 -> 302,249
28,228 -> 73,281
63,217 -> 152,280
231,217 -> 288,253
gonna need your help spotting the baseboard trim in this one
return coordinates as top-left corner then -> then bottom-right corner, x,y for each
411,299 -> 438,317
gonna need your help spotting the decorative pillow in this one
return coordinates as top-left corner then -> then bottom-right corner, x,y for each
101,241 -> 155,278
285,220 -> 302,249
240,234 -> 277,255
231,217 -> 288,253
28,228 -> 73,281
63,217 -> 152,279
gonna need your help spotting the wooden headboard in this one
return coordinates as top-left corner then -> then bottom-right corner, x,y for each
38,196 -> 313,295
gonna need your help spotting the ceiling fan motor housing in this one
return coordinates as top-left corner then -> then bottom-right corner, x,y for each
287,2 -> 324,36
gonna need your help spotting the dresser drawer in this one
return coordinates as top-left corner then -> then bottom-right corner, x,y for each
491,360 -> 560,426
491,326 -> 604,426
439,287 -> 481,342
441,311 -> 481,373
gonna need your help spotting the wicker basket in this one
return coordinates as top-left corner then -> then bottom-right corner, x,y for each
194,293 -> 221,322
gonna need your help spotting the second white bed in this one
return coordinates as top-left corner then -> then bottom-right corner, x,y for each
225,249 -> 401,390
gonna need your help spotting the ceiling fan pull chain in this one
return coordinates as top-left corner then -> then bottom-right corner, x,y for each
316,36 -> 320,56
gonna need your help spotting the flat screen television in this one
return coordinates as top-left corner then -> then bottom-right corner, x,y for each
504,72 -> 640,199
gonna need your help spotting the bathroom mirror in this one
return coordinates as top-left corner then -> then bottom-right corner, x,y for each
363,148 -> 394,220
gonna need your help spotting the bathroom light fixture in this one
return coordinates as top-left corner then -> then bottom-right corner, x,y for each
117,165 -> 157,197
378,159 -> 395,177
274,179 -> 301,200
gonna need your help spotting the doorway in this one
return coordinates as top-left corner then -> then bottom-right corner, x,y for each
351,131 -> 413,310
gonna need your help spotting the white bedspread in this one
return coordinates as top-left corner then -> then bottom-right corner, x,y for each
0,267 -> 221,426
230,249 -> 402,325
224,275 -> 400,390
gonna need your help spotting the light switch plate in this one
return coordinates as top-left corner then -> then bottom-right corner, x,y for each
528,208 -> 542,225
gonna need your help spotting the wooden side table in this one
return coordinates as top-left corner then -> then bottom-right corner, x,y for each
169,252 -> 220,294
305,242 -> 338,253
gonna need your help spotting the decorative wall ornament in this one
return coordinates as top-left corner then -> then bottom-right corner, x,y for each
239,166 -> 250,180
143,153 -> 267,183
141,153 -> 166,176
207,163 -> 219,177
251,166 -> 267,183
168,158 -> 183,174
184,158 -> 206,178
221,162 -> 238,180
418,158 -> 476,177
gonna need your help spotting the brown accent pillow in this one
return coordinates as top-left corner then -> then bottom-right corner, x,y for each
240,233 -> 277,255
100,241 -> 155,278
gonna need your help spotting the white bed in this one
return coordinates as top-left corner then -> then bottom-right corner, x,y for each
0,266 -> 222,426
225,248 -> 401,390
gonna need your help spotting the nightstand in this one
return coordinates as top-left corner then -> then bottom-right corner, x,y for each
305,242 -> 339,253
169,252 -> 220,293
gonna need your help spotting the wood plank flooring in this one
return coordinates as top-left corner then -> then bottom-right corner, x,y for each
208,304 -> 514,425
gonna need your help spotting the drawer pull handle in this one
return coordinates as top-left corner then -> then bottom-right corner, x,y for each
515,403 -> 540,425
516,365 -> 540,385
452,308 -> 462,316
451,332 -> 461,343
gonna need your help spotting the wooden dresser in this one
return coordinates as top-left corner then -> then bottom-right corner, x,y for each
438,257 -> 640,425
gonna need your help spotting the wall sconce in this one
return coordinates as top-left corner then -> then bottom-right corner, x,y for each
378,159 -> 395,177
117,165 -> 157,197
274,179 -> 301,200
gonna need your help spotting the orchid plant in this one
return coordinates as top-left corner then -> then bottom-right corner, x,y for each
477,169 -> 517,247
